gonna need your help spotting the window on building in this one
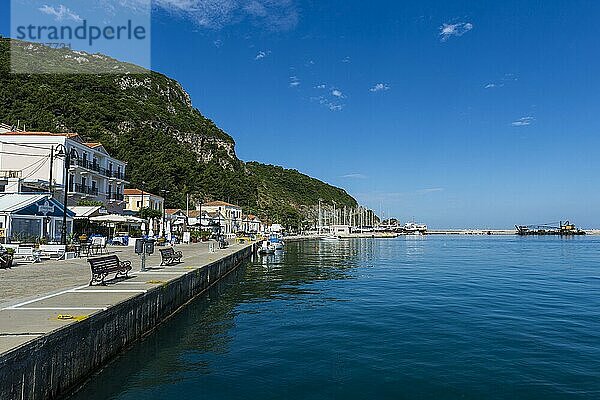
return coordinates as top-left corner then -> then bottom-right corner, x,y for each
54,219 -> 72,242
137,201 -> 141,208
11,218 -> 42,241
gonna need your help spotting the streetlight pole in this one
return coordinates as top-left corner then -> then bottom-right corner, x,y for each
48,145 -> 54,195
160,189 -> 169,238
54,144 -> 77,246
140,181 -> 146,235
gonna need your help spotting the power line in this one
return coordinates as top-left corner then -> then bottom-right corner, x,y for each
0,140 -> 59,151
1,156 -> 50,192
0,151 -> 50,157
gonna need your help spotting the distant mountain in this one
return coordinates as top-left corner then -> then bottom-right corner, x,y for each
0,39 -> 358,227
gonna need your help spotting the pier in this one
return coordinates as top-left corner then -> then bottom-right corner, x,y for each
0,241 -> 255,400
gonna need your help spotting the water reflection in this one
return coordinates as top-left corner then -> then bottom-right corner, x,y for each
69,239 -> 367,400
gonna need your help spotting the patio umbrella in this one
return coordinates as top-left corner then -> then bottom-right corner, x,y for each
90,214 -> 146,239
89,214 -> 131,223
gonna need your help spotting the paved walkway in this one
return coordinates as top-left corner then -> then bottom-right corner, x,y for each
0,241 -> 254,354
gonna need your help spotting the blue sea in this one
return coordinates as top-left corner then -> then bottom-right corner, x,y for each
70,236 -> 600,399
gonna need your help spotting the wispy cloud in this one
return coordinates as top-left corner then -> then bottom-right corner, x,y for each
341,173 -> 367,179
512,116 -> 535,127
312,95 -> 344,111
341,56 -> 351,63
39,4 -> 82,22
439,21 -> 473,41
370,83 -> 390,92
255,50 -> 270,60
484,73 -> 518,89
213,39 -> 223,48
315,84 -> 326,89
289,76 -> 300,87
150,0 -> 298,30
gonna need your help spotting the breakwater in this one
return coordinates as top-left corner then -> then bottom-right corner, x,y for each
0,243 -> 255,400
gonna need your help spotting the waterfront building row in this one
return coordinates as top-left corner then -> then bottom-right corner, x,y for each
0,128 -> 269,242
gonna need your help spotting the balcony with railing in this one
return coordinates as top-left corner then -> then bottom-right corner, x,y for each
106,192 -> 124,201
70,159 -> 125,180
69,183 -> 99,197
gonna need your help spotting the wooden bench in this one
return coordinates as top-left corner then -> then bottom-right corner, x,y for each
87,255 -> 132,286
159,247 -> 182,266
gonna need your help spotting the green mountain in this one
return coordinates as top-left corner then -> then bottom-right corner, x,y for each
247,162 -> 357,227
0,39 -> 357,227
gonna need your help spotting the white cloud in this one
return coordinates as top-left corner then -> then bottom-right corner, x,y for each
370,83 -> 390,92
341,173 -> 367,179
331,89 -> 344,98
315,84 -> 326,89
151,0 -> 299,30
439,21 -> 473,42
417,188 -> 444,194
39,4 -> 82,22
213,39 -> 223,48
512,116 -> 535,126
289,76 -> 300,87
484,83 -> 497,89
341,56 -> 351,63
255,50 -> 270,60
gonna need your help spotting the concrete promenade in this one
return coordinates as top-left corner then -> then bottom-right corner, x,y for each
0,241 -> 255,400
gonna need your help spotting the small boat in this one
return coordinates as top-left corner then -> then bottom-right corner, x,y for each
269,234 -> 285,250
321,235 -> 339,241
402,221 -> 427,235
258,241 -> 275,254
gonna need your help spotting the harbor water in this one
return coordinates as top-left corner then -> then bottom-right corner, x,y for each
70,236 -> 600,399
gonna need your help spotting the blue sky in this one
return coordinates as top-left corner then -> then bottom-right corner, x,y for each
2,1 -> 600,228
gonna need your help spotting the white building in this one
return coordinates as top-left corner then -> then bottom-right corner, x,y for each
0,131 -> 128,213
242,214 -> 264,233
201,201 -> 243,235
